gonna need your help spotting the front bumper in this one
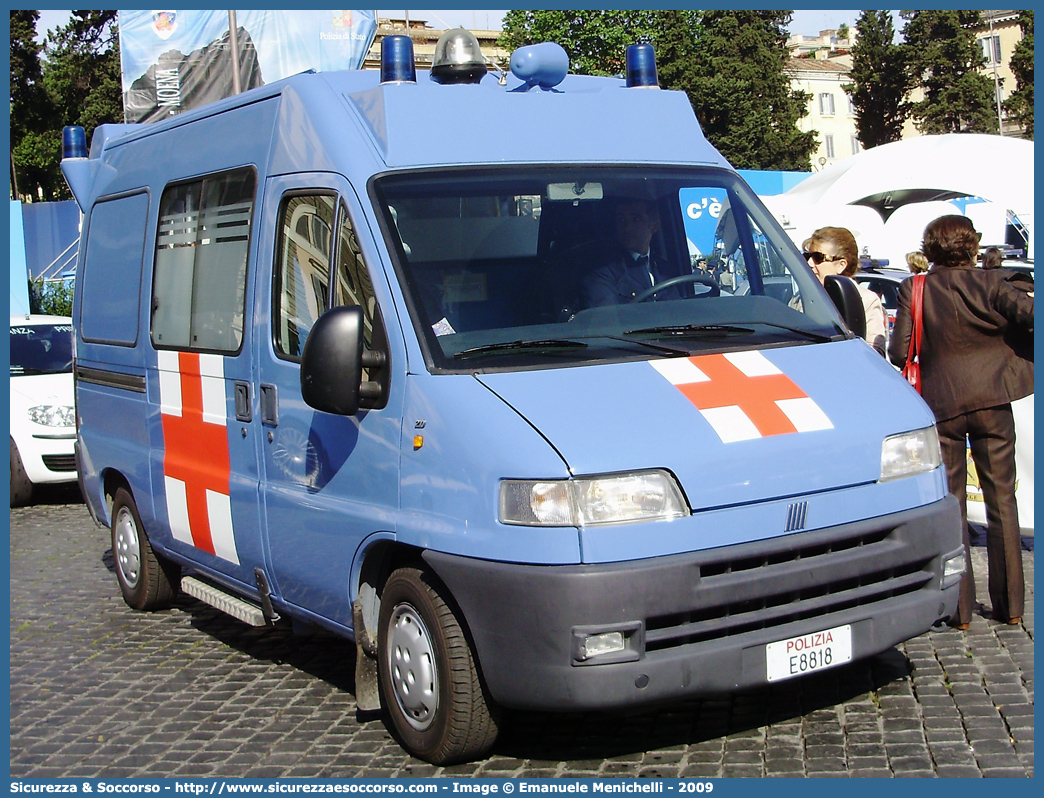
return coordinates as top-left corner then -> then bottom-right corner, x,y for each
423,494 -> 962,711
11,429 -> 77,484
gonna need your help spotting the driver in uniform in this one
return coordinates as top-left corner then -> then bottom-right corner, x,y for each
583,198 -> 695,307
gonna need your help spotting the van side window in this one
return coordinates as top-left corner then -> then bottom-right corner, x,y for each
334,204 -> 376,329
152,168 -> 255,352
274,194 -> 337,359
81,191 -> 149,346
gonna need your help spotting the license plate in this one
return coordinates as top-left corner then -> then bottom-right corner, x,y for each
765,624 -> 852,682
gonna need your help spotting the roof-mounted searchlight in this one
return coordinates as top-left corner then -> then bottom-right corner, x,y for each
430,28 -> 487,85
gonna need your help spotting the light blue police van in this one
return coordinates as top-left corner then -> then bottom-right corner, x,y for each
63,33 -> 963,763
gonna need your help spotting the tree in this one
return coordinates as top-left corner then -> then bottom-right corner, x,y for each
29,277 -> 74,317
500,10 -> 658,76
44,12 -> 124,147
901,10 -> 998,134
668,10 -> 816,170
1004,11 -> 1033,139
501,9 -> 817,170
9,11 -> 123,201
10,11 -> 58,200
652,9 -> 701,90
843,10 -> 911,148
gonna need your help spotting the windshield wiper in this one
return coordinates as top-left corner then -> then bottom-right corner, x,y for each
453,338 -> 589,359
453,334 -> 694,361
626,323 -> 755,337
627,321 -> 838,344
602,336 -> 690,356
749,322 -> 837,343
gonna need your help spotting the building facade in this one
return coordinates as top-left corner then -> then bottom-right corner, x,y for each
786,12 -> 1030,170
363,16 -> 508,74
785,49 -> 860,170
970,10 -> 1027,137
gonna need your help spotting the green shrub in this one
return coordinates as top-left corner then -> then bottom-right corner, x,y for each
29,276 -> 74,317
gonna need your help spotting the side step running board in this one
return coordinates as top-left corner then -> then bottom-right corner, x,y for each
181,576 -> 267,627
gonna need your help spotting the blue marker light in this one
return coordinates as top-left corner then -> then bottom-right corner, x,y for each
62,126 -> 88,159
625,43 -> 658,88
381,35 -> 417,84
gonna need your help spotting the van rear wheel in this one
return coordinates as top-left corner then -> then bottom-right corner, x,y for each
377,566 -> 499,764
111,487 -> 179,610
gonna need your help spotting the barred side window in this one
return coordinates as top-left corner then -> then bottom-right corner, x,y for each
152,168 -> 256,352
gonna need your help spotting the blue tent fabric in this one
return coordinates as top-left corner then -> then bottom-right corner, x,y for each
738,169 -> 812,197
10,201 -> 31,316
20,200 -> 80,279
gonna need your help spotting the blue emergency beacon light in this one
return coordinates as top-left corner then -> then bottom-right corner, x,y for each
380,35 -> 417,83
625,43 -> 659,88
62,125 -> 88,159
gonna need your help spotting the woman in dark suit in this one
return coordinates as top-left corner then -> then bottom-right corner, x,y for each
889,215 -> 1033,629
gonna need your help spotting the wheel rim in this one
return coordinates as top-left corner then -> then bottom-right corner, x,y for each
114,506 -> 141,588
388,602 -> 438,731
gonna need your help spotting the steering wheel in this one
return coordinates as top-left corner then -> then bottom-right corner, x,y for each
633,273 -> 721,303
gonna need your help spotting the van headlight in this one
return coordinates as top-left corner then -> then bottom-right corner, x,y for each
499,469 -> 689,527
880,427 -> 942,481
28,404 -> 75,427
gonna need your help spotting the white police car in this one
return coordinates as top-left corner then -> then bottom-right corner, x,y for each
10,315 -> 77,505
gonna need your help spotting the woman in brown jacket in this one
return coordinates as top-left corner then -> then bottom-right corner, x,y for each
889,215 -> 1033,629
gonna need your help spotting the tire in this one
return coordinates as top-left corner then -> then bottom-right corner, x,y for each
10,438 -> 33,507
378,566 -> 499,764
111,487 -> 179,610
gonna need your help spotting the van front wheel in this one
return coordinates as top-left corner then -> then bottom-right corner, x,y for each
111,487 -> 179,611
377,567 -> 499,764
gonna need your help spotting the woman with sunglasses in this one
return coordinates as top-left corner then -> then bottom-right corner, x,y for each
802,226 -> 887,356
889,215 -> 1034,630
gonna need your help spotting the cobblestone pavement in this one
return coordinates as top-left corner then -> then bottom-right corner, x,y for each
10,490 -> 1033,778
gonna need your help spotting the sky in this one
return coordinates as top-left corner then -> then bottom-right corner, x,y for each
33,9 -> 870,41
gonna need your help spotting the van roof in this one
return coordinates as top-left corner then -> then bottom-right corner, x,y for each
89,67 -> 732,173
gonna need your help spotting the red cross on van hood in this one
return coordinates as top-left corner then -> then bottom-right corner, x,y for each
476,339 -> 933,512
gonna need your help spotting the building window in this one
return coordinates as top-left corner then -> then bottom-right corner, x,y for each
824,135 -> 835,159
847,96 -> 856,116
980,35 -> 1002,65
851,136 -> 861,156
819,93 -> 835,115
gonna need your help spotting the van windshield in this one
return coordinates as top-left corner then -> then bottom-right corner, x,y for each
374,166 -> 846,372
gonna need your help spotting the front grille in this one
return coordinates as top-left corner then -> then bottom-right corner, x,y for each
645,524 -> 935,652
700,528 -> 890,578
42,454 -> 77,472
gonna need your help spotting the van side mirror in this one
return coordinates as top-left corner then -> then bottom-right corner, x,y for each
823,274 -> 866,340
300,306 -> 386,416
